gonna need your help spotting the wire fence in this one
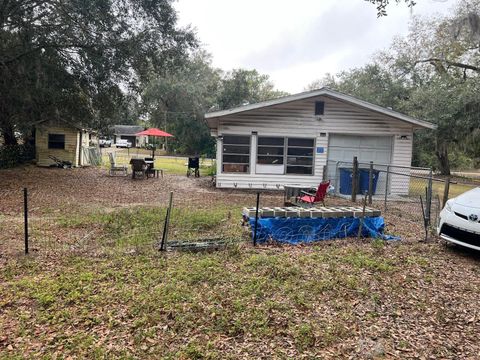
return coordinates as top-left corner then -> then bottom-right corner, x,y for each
2,159 -> 478,260
325,159 -> 477,237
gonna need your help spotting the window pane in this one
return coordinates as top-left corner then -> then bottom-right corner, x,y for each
223,145 -> 250,154
257,156 -> 284,165
258,146 -> 284,156
287,166 -> 313,174
258,137 -> 284,146
287,147 -> 313,156
223,164 -> 249,173
287,157 -> 313,166
223,135 -> 250,145
223,154 -> 249,164
288,138 -> 314,147
48,134 -> 65,149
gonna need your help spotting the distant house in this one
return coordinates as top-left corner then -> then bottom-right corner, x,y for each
112,125 -> 147,147
205,87 -> 435,195
35,119 -> 97,167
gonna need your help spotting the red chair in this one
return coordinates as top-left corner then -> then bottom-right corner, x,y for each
297,180 -> 330,206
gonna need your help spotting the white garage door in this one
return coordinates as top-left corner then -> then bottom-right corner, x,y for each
327,135 -> 393,193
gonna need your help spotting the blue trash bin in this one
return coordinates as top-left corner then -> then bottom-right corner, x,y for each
359,169 -> 380,195
339,168 -> 355,195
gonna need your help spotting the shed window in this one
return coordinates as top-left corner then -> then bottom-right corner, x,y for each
48,134 -> 65,149
286,138 -> 314,175
222,135 -> 250,173
257,137 -> 284,165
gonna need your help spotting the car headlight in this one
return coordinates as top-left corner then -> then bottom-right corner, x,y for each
445,200 -> 453,212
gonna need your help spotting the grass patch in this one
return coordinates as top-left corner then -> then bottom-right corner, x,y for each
101,153 -> 214,176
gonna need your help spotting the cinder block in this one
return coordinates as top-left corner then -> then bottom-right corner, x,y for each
261,207 -> 275,218
337,207 -> 354,217
318,207 -> 336,218
298,208 -> 312,218
242,207 -> 257,217
284,207 -> 299,218
309,208 -> 324,218
273,207 -> 287,217
365,207 -> 381,217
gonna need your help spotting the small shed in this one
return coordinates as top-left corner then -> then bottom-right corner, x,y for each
112,125 -> 148,147
35,119 -> 97,167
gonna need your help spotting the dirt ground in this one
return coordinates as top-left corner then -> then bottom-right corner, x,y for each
1,166 -> 480,359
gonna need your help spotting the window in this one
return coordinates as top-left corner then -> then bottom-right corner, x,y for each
48,134 -> 65,149
315,101 -> 325,115
222,135 -> 250,173
286,138 -> 314,174
257,137 -> 284,165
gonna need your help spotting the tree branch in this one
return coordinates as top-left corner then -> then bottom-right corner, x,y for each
416,58 -> 480,72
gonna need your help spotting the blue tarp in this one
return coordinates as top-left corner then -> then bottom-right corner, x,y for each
248,216 -> 396,245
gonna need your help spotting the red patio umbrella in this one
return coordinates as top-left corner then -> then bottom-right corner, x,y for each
136,128 -> 173,158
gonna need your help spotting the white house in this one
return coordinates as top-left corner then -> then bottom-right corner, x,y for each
205,87 -> 435,194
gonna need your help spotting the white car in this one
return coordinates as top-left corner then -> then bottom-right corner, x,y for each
437,187 -> 480,251
115,139 -> 132,148
99,138 -> 112,147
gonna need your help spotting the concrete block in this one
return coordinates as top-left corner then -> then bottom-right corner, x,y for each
309,208 -> 324,218
318,207 -> 336,218
284,207 -> 299,218
365,207 -> 381,217
337,207 -> 354,217
273,207 -> 287,217
298,208 -> 312,218
242,207 -> 257,217
261,207 -> 275,218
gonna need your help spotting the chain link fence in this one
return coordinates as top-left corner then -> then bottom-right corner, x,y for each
325,159 -> 447,237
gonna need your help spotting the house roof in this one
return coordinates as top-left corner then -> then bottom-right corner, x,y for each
205,87 -> 436,130
33,119 -> 95,133
112,125 -> 145,136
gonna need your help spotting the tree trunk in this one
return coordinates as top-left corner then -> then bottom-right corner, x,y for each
436,140 -> 450,175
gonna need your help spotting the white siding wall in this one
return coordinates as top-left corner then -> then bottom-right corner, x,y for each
214,95 -> 414,192
390,135 -> 413,195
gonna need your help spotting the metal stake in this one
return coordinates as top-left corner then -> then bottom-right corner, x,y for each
160,191 -> 173,251
253,192 -> 260,246
24,188 -> 29,255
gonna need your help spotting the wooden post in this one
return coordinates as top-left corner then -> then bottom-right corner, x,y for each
368,161 -> 374,205
357,192 -> 368,239
442,176 -> 450,208
352,157 -> 358,202
24,188 -> 29,255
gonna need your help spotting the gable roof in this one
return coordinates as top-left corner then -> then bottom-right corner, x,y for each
33,119 -> 95,133
112,125 -> 145,135
205,87 -> 436,130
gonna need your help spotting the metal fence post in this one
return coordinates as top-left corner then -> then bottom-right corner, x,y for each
384,165 -> 390,211
442,176 -> 450,209
352,157 -> 358,203
24,187 -> 29,255
160,191 -> 173,251
335,161 -> 340,195
253,192 -> 260,246
368,161 -> 373,205
426,169 -> 433,226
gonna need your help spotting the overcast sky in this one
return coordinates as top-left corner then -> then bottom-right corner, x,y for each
174,0 -> 455,93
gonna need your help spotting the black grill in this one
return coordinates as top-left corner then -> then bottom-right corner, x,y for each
454,212 -> 468,220
440,224 -> 480,247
